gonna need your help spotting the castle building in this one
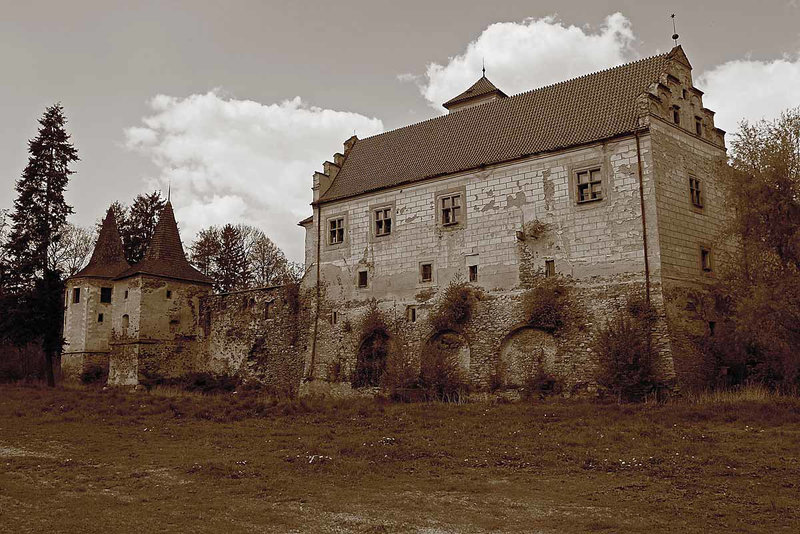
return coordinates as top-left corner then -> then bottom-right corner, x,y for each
64,46 -> 730,393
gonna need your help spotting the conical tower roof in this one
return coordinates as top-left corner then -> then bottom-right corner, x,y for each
114,202 -> 213,285
443,75 -> 508,110
72,207 -> 130,279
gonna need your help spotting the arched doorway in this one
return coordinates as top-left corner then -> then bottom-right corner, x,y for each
353,330 -> 390,388
498,327 -> 557,387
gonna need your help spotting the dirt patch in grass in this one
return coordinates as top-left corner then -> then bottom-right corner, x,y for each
1,384 -> 799,533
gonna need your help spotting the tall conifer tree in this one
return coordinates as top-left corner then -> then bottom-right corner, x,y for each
2,103 -> 78,386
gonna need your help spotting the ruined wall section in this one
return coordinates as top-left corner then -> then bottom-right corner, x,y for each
200,285 -> 308,393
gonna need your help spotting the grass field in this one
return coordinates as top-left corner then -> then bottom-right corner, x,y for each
1,385 -> 799,533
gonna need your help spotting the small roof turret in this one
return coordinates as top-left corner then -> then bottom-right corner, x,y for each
71,206 -> 130,279
442,75 -> 508,112
114,202 -> 213,285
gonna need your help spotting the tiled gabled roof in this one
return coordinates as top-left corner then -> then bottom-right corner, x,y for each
72,207 -> 130,279
114,202 -> 213,285
442,75 -> 508,110
320,48 -> 678,203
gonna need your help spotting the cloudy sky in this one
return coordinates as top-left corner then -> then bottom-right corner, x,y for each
2,1 -> 799,261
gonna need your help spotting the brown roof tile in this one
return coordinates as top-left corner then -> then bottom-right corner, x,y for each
71,207 -> 130,279
320,49 -> 676,203
114,202 -> 213,285
442,75 -> 508,110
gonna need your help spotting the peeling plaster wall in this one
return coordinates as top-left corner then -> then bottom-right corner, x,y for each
62,277 -> 116,381
304,135 -> 677,391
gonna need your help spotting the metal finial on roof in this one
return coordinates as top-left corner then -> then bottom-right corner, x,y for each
167,179 -> 171,202
671,14 -> 679,46
482,58 -> 486,77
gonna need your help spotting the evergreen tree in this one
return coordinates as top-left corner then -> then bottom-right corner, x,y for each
120,191 -> 166,263
190,226 -> 221,277
1,103 -> 79,386
213,224 -> 250,292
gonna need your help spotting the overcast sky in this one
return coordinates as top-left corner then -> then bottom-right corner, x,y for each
2,0 -> 799,261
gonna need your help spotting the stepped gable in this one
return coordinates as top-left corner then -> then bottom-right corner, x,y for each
319,48 -> 678,203
442,75 -> 508,110
114,202 -> 213,285
72,207 -> 130,279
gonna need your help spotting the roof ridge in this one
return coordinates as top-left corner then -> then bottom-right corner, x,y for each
360,50 -> 672,143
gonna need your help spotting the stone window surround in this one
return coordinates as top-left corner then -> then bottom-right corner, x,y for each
567,157 -> 611,209
369,200 -> 396,242
324,211 -> 349,250
435,185 -> 468,230
689,174 -> 704,212
418,260 -> 435,285
699,245 -> 714,274
356,268 -> 369,289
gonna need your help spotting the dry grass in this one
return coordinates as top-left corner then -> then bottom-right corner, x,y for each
1,383 -> 799,533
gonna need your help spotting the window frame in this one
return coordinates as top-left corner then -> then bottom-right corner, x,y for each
328,217 -> 345,245
324,212 -> 349,249
700,247 -> 713,273
374,207 -> 392,237
694,116 -> 703,137
419,261 -> 434,284
406,306 -> 417,323
72,287 -> 81,304
357,269 -> 368,289
672,105 -> 681,125
575,166 -> 604,204
545,259 -> 556,277
100,287 -> 112,304
468,264 -> 478,283
435,187 -> 467,229
689,175 -> 704,209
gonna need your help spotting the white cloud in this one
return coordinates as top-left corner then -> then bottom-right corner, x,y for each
412,13 -> 638,111
125,92 -> 384,262
696,53 -> 800,135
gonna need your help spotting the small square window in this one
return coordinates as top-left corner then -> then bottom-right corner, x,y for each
357,270 -> 368,288
420,262 -> 433,283
329,217 -> 345,244
406,306 -> 417,323
690,177 -> 703,208
72,288 -> 80,304
97,313 -> 104,323
468,265 -> 478,282
672,106 -> 681,125
166,290 -> 172,299
100,287 -> 112,303
441,194 -> 462,226
701,248 -> 712,272
545,259 -> 555,277
374,208 -> 392,237
576,168 -> 603,203
695,117 -> 703,136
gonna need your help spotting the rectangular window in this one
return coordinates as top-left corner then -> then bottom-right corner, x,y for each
357,270 -> 368,288
695,117 -> 703,136
100,287 -> 112,303
545,259 -> 555,277
468,265 -> 478,282
690,177 -> 703,208
264,301 -> 273,319
331,311 -> 338,325
97,313 -> 104,323
672,106 -> 681,125
72,288 -> 80,304
420,262 -> 433,283
124,290 -> 129,299
406,306 -> 417,323
576,168 -> 603,203
166,290 -> 172,299
701,248 -> 712,272
374,208 -> 392,237
328,217 -> 345,244
441,194 -> 462,226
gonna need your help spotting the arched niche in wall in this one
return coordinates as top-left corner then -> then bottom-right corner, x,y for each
353,330 -> 392,388
425,330 -> 471,377
498,326 -> 557,387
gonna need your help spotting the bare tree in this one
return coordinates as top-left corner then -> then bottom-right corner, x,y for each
48,223 -> 94,276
